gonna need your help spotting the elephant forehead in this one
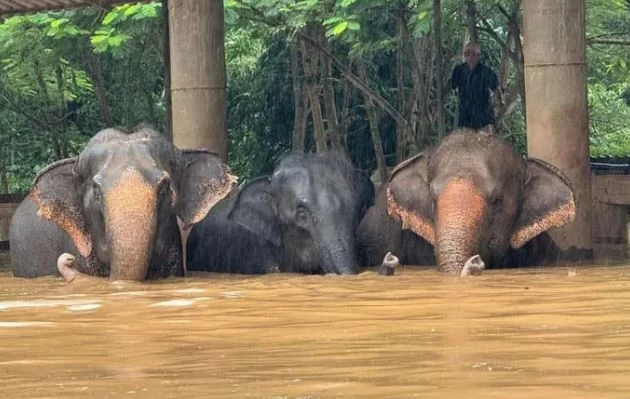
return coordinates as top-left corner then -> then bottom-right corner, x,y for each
314,188 -> 344,210
104,169 -> 157,210
274,168 -> 310,195
82,141 -> 171,177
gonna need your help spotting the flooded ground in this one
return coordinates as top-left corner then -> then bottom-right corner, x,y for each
1,253 -> 630,398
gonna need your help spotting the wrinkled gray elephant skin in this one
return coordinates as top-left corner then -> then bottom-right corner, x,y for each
187,153 -> 374,275
10,126 -> 235,281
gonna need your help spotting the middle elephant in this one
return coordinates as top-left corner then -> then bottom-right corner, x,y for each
187,153 -> 374,275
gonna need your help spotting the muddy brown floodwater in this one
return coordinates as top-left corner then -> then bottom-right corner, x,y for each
1,253 -> 630,398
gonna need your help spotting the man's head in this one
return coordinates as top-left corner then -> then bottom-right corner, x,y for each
463,41 -> 480,69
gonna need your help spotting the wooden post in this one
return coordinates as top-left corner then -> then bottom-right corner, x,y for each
523,0 -> 592,257
168,0 -> 227,160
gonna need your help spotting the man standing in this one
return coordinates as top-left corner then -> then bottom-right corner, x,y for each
451,41 -> 500,132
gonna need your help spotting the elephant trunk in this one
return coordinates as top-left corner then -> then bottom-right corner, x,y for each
321,233 -> 360,275
435,179 -> 486,274
104,170 -> 158,281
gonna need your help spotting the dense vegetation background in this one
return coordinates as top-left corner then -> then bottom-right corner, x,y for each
0,0 -> 628,195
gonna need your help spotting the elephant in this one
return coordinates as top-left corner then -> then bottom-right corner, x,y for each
358,129 -> 576,274
9,126 -> 235,281
186,153 -> 375,275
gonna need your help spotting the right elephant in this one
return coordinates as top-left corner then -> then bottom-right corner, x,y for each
358,129 -> 576,274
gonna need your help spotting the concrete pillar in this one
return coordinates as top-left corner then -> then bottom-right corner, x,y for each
522,0 -> 592,257
162,0 -> 172,142
168,0 -> 227,160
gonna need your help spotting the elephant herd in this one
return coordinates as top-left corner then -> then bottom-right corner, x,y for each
9,126 -> 576,282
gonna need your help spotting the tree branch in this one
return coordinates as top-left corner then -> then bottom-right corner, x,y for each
233,0 -> 413,137
0,91 -> 72,131
587,38 -> 630,46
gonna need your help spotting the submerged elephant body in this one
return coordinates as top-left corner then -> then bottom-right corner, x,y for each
10,127 -> 235,281
359,129 -> 576,274
187,153 -> 374,275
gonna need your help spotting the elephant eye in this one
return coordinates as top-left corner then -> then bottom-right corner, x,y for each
492,195 -> 503,206
92,179 -> 103,203
295,205 -> 309,225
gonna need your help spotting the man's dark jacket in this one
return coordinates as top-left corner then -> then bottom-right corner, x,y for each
451,62 -> 498,130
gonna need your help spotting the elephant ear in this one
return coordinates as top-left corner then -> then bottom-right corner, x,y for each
510,158 -> 576,249
176,149 -> 237,228
386,152 -> 435,245
227,176 -> 282,247
30,158 -> 93,258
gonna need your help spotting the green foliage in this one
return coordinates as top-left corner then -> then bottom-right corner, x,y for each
91,2 -> 160,55
226,35 -> 293,179
1,0 -> 629,193
0,2 -> 165,192
588,82 -> 630,158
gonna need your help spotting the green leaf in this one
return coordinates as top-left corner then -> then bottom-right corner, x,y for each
102,11 -> 119,25
332,21 -> 348,36
323,16 -> 343,26
50,18 -> 66,28
346,21 -> 360,31
90,34 -> 108,44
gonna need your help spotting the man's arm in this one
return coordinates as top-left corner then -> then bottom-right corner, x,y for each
488,68 -> 503,108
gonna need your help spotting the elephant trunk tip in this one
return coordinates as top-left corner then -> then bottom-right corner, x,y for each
460,254 -> 485,277
57,253 -> 78,283
379,251 -> 399,276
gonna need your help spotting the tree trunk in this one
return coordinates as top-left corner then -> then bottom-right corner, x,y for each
339,74 -> 351,148
512,15 -> 527,121
290,42 -> 307,153
297,31 -> 413,140
498,27 -> 513,91
320,31 -> 341,150
479,3 -> 524,126
396,18 -> 406,163
358,60 -> 387,184
55,64 -> 68,158
87,52 -> 114,126
412,35 -> 433,151
465,0 -> 478,43
400,20 -> 433,153
301,36 -> 327,153
433,0 -> 446,139
0,166 -> 8,241
35,61 -> 62,159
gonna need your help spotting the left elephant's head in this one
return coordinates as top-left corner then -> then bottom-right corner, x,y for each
387,130 -> 575,274
31,127 -> 235,280
228,153 -> 374,275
